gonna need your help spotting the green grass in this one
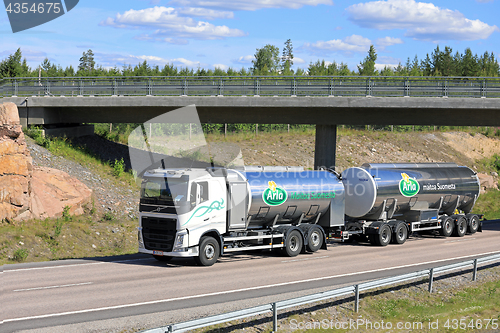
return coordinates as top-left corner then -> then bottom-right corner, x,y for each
473,189 -> 500,220
0,213 -> 138,265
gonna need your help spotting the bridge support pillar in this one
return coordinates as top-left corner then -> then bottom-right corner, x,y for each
314,124 -> 337,170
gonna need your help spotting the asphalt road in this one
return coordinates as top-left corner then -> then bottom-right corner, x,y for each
3,220 -> 500,333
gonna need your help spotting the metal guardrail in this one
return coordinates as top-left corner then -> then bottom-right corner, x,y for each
142,252 -> 500,333
2,76 -> 500,98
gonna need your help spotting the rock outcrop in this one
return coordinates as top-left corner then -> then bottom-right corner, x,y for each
0,102 -> 92,221
0,102 -> 33,221
477,173 -> 499,193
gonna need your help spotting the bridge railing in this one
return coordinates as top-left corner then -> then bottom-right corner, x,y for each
2,76 -> 500,98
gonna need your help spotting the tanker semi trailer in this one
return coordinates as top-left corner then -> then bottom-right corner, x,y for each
137,163 -> 481,266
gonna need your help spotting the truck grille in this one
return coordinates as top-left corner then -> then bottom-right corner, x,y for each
142,217 -> 177,251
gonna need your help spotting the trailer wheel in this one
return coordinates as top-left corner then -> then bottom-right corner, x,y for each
392,222 -> 408,245
153,255 -> 172,262
285,230 -> 303,257
440,217 -> 454,237
467,214 -> 480,234
375,224 -> 392,246
453,216 -> 467,237
195,236 -> 220,266
306,227 -> 323,252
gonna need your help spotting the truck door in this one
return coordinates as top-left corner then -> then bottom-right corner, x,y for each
227,181 -> 248,230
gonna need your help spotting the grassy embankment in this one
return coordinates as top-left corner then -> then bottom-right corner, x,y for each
0,127 -> 139,265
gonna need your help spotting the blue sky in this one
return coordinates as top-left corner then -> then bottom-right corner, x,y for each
1,0 -> 499,72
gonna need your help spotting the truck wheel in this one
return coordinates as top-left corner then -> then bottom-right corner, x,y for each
306,227 -> 323,252
440,217 -> 454,237
375,224 -> 391,246
195,236 -> 220,266
467,214 -> 480,234
392,222 -> 408,245
453,216 -> 467,237
285,230 -> 303,257
153,255 -> 172,262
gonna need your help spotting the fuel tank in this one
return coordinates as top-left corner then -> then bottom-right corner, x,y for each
342,163 -> 480,219
242,170 -> 344,227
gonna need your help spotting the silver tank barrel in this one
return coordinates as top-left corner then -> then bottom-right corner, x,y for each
342,163 -> 480,219
244,170 -> 344,226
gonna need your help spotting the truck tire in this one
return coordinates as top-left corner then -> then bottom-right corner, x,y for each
453,216 -> 467,237
306,227 -> 323,252
284,230 -> 303,257
153,255 -> 172,262
195,236 -> 220,266
392,222 -> 408,245
375,224 -> 391,246
440,217 -> 454,237
467,214 -> 480,234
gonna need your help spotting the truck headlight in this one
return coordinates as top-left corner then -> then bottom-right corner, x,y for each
173,230 -> 188,252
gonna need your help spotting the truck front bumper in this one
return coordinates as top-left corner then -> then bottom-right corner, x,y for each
139,246 -> 199,257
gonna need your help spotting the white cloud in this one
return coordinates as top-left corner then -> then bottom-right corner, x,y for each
303,34 -> 372,54
170,0 -> 333,11
375,36 -> 404,50
236,55 -> 255,63
213,63 -> 229,70
178,7 -> 234,19
293,57 -> 306,64
346,0 -> 498,41
375,63 -> 397,71
101,6 -> 246,41
97,53 -> 201,68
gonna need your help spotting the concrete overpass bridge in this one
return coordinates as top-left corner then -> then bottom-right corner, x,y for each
2,76 -> 500,169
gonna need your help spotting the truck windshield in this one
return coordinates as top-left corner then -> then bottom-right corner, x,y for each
141,177 -> 188,204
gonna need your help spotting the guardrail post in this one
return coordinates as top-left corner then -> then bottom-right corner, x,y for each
291,78 -> 296,96
113,78 -> 117,96
329,78 -> 334,96
148,78 -> 152,96
443,79 -> 448,97
404,78 -> 410,97
254,78 -> 260,96
182,79 -> 187,96
272,302 -> 278,332
78,79 -> 83,96
354,284 -> 360,313
218,78 -> 223,96
366,78 -> 372,96
428,268 -> 434,293
473,259 -> 478,281
482,79 -> 486,98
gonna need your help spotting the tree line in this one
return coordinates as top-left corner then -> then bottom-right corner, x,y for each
1,40 -> 499,79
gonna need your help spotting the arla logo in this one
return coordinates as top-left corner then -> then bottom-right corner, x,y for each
262,181 -> 287,206
4,0 -> 79,33
399,173 -> 420,197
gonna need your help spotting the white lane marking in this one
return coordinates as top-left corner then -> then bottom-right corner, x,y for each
13,282 -> 93,292
445,238 -> 476,244
282,255 -> 330,263
4,249 -> 500,323
5,258 -> 152,273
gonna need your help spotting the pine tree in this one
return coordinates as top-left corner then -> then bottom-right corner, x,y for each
281,39 -> 294,74
358,45 -> 377,76
78,49 -> 96,73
